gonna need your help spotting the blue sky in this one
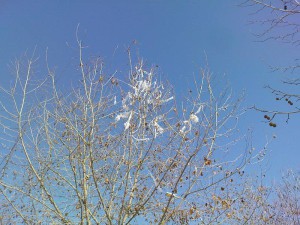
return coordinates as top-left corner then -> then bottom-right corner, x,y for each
0,1 -> 299,181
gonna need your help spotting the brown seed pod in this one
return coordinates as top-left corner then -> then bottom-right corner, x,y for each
204,157 -> 212,166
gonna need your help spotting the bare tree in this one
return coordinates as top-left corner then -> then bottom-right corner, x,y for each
0,39 -> 262,224
268,170 -> 300,224
242,0 -> 300,123
239,170 -> 300,225
243,0 -> 300,45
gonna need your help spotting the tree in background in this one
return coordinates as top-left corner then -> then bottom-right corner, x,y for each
269,170 -> 300,224
237,170 -> 300,225
242,0 -> 300,123
0,37 -> 266,224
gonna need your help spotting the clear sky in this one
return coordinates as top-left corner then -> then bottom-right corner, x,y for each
0,1 -> 299,182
